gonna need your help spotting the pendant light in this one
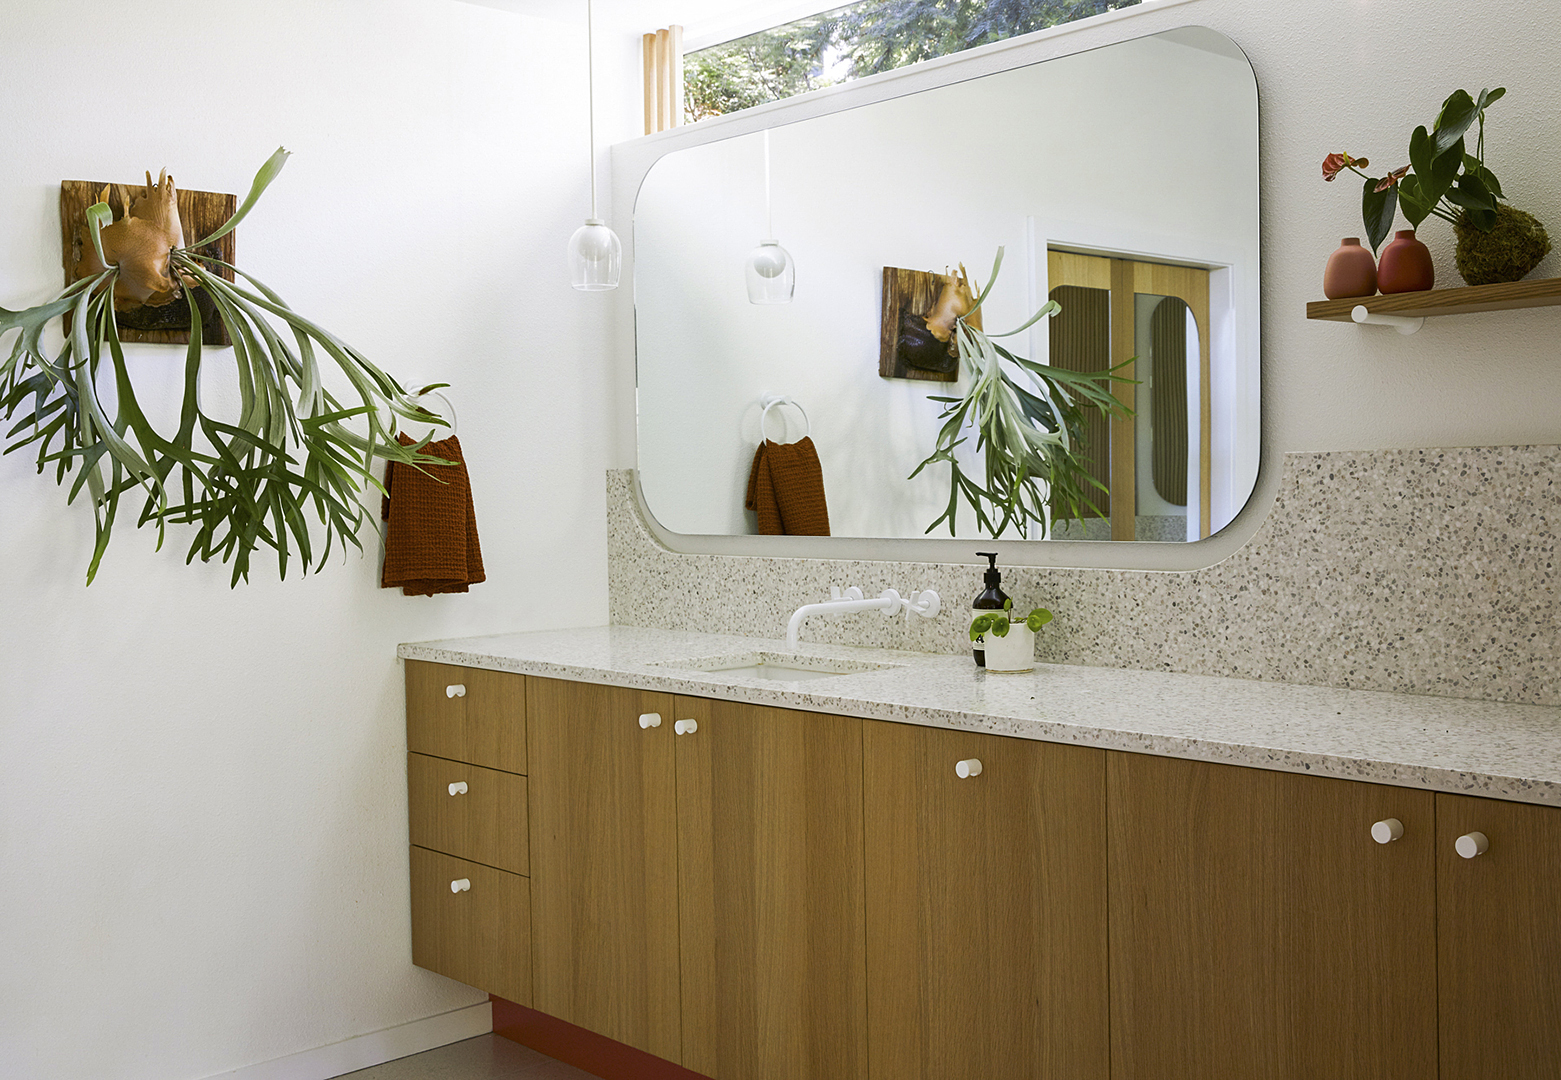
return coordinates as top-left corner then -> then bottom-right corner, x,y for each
745,129 -> 795,304
568,0 -> 620,291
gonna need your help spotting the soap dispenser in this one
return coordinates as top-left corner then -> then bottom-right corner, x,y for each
971,551 -> 1010,668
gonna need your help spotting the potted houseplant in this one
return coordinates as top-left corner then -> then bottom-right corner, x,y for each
1324,87 -> 1550,286
969,599 -> 1052,674
910,247 -> 1132,539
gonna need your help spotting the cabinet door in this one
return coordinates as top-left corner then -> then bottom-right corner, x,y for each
864,721 -> 1108,1080
674,697 -> 867,1080
525,677 -> 681,1062
406,660 -> 526,774
411,846 -> 531,1006
1437,793 -> 1561,1080
1108,753 -> 1436,1080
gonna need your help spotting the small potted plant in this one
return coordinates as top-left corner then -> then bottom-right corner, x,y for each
969,600 -> 1052,674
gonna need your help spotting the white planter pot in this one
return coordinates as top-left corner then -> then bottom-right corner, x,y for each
982,623 -> 1035,673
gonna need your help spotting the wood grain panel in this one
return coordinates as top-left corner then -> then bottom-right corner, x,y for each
864,721 -> 1108,1080
1437,793 -> 1561,1080
410,846 -> 531,1006
1108,753 -> 1437,1080
674,697 -> 867,1080
1109,257 -> 1137,541
408,753 -> 529,875
405,660 -> 526,775
1047,284 -> 1112,519
526,677 -> 681,1063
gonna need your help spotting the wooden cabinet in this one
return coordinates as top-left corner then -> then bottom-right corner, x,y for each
404,664 -> 1561,1080
406,660 -> 527,775
1107,752 -> 1437,1080
673,697 -> 867,1080
1437,793 -> 1561,1080
863,721 -> 1108,1080
525,677 -> 682,1062
411,846 -> 531,1006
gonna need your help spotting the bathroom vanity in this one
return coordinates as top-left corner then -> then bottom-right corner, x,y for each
400,627 -> 1561,1080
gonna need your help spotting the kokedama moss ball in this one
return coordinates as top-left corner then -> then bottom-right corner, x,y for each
1455,204 -> 1552,286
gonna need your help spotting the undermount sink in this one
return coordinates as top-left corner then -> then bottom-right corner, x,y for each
656,651 -> 899,682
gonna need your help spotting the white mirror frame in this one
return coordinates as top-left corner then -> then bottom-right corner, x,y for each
608,0 -> 1271,572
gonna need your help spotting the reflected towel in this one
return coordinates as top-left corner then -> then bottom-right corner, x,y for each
745,437 -> 831,536
380,435 -> 485,595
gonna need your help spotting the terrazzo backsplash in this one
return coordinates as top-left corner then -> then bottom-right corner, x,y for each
606,446 -> 1558,706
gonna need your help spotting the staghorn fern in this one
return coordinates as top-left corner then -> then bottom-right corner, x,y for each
909,247 -> 1133,539
0,148 -> 446,585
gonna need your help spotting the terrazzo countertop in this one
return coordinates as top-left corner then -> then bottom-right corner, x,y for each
398,625 -> 1561,807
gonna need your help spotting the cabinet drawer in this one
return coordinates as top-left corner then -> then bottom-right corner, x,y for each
411,847 -> 531,1006
409,753 -> 529,875
406,660 -> 526,774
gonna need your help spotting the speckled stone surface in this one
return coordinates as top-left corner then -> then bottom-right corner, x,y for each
607,446 -> 1559,706
398,625 -> 1561,807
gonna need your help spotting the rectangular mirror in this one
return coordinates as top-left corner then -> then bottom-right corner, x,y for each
634,25 -> 1259,544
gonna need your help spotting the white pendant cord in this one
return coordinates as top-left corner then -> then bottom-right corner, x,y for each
763,128 -> 773,239
587,0 -> 598,221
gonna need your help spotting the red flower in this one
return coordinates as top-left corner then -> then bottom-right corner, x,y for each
1374,166 -> 1409,192
1322,152 -> 1369,181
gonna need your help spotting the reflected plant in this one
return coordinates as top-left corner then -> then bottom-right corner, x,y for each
910,248 -> 1133,539
0,148 -> 446,585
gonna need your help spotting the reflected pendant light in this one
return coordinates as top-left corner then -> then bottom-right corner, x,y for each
568,0 -> 621,291
745,129 -> 795,304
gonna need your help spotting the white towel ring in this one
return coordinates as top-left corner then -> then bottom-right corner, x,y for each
759,394 -> 811,443
407,386 -> 457,439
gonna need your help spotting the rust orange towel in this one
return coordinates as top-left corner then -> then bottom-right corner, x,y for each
745,437 -> 831,536
380,435 -> 485,596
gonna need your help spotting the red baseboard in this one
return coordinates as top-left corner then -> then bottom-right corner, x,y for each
490,996 -> 712,1080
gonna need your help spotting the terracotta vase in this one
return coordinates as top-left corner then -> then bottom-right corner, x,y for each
1377,230 -> 1435,293
1323,238 -> 1377,299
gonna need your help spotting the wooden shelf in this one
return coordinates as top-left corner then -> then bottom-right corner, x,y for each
1306,276 -> 1561,323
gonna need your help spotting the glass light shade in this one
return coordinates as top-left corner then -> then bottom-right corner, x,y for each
568,219 -> 621,291
745,240 -> 795,304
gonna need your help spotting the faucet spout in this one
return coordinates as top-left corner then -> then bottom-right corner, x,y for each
786,589 -> 901,651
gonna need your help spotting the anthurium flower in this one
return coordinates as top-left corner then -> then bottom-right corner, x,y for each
1322,152 -> 1368,181
1374,165 -> 1410,192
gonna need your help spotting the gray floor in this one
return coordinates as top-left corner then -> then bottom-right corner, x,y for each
337,1035 -> 597,1080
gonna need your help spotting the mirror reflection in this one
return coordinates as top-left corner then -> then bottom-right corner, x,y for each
635,26 -> 1259,543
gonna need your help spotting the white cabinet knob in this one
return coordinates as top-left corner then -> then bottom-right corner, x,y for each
445,684 -> 466,699
1456,831 -> 1490,859
639,713 -> 662,729
448,781 -> 468,796
955,758 -> 983,779
675,718 -> 698,735
450,878 -> 471,893
1371,818 -> 1404,844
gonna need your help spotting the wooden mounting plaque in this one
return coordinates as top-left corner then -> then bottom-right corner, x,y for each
879,266 -> 981,382
59,180 -> 237,346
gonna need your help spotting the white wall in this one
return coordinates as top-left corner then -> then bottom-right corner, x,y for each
0,2 -> 618,1078
633,31 -> 1259,539
610,0 -> 1561,571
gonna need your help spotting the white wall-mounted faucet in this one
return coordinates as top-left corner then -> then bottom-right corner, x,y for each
786,586 -> 940,651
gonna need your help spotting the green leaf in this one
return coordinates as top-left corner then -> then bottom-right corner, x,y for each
1026,608 -> 1053,633
990,618 -> 1010,638
1433,89 -> 1479,156
84,201 -> 113,270
1396,174 -> 1435,229
192,146 -> 291,248
1476,165 -> 1504,201
1361,176 -> 1397,251
1475,86 -> 1506,112
1446,171 -> 1498,230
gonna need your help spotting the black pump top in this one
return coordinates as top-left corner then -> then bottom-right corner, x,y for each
977,551 -> 1001,588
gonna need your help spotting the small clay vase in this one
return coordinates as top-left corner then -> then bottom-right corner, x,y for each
1377,230 -> 1435,293
1323,238 -> 1377,299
